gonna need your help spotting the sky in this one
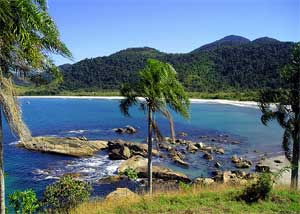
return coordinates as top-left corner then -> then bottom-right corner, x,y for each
48,0 -> 300,65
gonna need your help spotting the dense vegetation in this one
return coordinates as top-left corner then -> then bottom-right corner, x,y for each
59,35 -> 295,92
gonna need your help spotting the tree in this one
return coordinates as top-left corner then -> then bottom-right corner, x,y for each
9,189 -> 39,214
0,1 -> 71,213
259,43 -> 300,189
119,59 -> 190,194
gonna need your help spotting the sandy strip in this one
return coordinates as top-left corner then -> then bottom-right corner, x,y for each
18,96 -> 260,108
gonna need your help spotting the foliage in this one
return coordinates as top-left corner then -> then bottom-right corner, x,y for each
42,175 -> 92,214
239,173 -> 273,203
58,37 -> 295,92
8,189 -> 39,214
72,185 -> 300,214
120,167 -> 138,180
259,43 -> 300,189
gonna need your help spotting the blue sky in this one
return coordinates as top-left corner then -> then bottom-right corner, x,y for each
48,0 -> 300,65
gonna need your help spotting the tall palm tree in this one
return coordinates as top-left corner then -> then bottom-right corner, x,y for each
119,59 -> 190,194
259,43 -> 300,189
0,0 -> 71,212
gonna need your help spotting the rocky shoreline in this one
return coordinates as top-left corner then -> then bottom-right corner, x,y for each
17,132 -> 290,188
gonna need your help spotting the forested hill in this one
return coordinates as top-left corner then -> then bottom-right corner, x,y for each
59,35 -> 296,92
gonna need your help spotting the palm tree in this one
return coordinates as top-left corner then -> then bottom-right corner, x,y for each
0,0 -> 71,212
119,59 -> 190,194
259,43 -> 300,189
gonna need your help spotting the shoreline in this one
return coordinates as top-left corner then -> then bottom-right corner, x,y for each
18,96 -> 260,109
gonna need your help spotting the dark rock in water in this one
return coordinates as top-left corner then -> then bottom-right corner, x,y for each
215,148 -> 225,155
178,132 -> 188,137
231,141 -> 240,144
231,155 -> 252,168
98,175 -> 127,184
114,125 -> 137,134
169,149 -> 189,167
137,166 -> 191,183
255,164 -> 271,172
186,143 -> 198,153
215,161 -> 222,168
158,143 -> 171,151
125,125 -> 137,134
108,139 -> 159,160
195,142 -> 206,150
203,152 -> 214,161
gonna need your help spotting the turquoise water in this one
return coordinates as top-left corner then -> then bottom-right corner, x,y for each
3,98 -> 283,201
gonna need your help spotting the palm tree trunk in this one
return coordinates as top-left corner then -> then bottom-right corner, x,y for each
0,104 -> 5,214
147,106 -> 153,195
291,130 -> 299,189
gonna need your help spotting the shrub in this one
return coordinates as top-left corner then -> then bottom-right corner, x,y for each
121,167 -> 138,180
42,175 -> 92,213
239,173 -> 273,203
8,189 -> 39,214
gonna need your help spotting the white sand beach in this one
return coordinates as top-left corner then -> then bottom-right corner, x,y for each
19,96 -> 260,109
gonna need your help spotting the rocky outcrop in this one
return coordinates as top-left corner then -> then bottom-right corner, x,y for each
203,152 -> 214,161
19,137 -> 108,157
137,166 -> 191,183
113,125 -> 137,134
231,155 -> 252,168
186,143 -> 198,153
117,155 -> 147,174
108,140 -> 159,160
213,170 -> 256,185
105,188 -> 138,200
98,175 -> 126,184
169,149 -> 189,167
192,178 -> 215,186
255,164 -> 271,172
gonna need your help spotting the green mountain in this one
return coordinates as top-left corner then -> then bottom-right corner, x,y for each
59,36 -> 296,92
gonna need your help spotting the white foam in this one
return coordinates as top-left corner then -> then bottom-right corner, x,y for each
67,129 -> 87,134
9,140 -> 21,145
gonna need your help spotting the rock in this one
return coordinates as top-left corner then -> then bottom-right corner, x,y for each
125,125 -> 137,134
215,148 -> 225,155
215,161 -> 222,168
178,132 -> 188,137
187,143 -> 198,153
169,149 -> 188,167
109,145 -> 131,160
231,141 -> 240,144
235,160 -> 252,168
117,155 -> 147,174
193,178 -> 214,186
204,146 -> 214,153
108,140 -> 159,160
203,152 -> 214,161
195,142 -> 206,150
137,166 -> 191,183
231,155 -> 240,163
114,128 -> 126,133
20,137 -> 108,157
173,156 -> 189,167
106,188 -> 138,200
255,164 -> 271,172
98,175 -> 126,184
158,143 -> 171,151
213,171 -> 235,183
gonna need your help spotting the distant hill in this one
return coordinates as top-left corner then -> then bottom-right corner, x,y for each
59,35 -> 296,92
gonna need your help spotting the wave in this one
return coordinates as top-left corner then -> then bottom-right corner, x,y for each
9,140 -> 21,145
32,154 -> 123,182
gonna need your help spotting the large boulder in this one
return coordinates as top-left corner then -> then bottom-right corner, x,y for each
20,137 -> 108,157
113,125 -> 137,134
168,149 -> 189,167
117,155 -> 147,174
108,140 -> 159,160
137,166 -> 191,183
106,188 -> 138,200
193,178 -> 214,186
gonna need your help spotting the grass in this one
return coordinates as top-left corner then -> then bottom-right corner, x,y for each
15,85 -> 259,101
71,185 -> 300,214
